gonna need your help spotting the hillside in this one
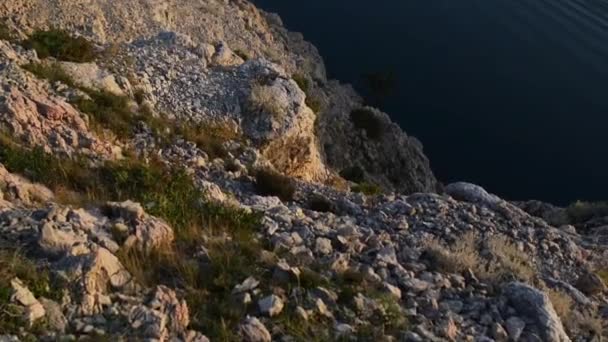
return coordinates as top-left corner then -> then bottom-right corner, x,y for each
0,1 -> 606,341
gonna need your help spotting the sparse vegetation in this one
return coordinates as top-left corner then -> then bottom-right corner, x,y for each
22,62 -> 76,87
233,49 -> 251,61
0,22 -> 14,41
307,194 -> 337,213
177,121 -> 240,160
340,165 -> 365,183
566,200 -> 608,224
117,201 -> 263,340
23,29 -> 96,62
351,182 -> 382,196
0,249 -> 60,334
248,83 -> 285,118
292,73 -> 322,113
423,232 -> 480,273
483,235 -> 534,283
350,108 -> 384,140
255,168 -> 296,201
547,289 -> 573,321
423,233 -> 534,285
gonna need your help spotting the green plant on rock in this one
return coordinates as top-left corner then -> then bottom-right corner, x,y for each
566,200 -> 608,224
0,249 -> 60,333
23,29 -> 96,62
351,182 -> 382,196
22,62 -> 76,87
0,22 -> 15,41
350,108 -> 384,140
340,165 -> 365,183
254,168 -> 296,201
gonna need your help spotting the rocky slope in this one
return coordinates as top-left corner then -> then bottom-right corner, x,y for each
0,1 -> 606,341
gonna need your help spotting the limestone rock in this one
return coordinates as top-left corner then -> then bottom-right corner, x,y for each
503,282 -> 570,342
258,294 -> 284,317
10,278 -> 46,325
59,62 -> 125,95
238,316 -> 271,342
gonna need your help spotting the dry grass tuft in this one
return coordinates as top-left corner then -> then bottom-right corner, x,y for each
547,289 -> 573,321
248,83 -> 285,119
423,232 -> 480,273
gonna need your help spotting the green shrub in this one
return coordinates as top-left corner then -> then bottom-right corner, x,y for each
0,22 -> 14,41
293,73 -> 311,93
233,49 -> 251,61
255,169 -> 296,201
566,201 -> 608,224
22,62 -> 76,87
350,108 -> 384,140
293,73 -> 322,113
23,29 -> 96,62
308,194 -> 337,213
340,165 -> 365,183
0,249 -> 61,334
352,182 -> 382,196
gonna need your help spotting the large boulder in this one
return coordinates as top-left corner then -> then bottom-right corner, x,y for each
503,282 -> 571,342
241,59 -> 328,182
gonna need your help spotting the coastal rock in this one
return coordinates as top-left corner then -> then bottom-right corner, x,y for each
503,282 -> 570,342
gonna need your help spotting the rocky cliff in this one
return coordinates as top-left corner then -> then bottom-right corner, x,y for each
0,1 -> 606,341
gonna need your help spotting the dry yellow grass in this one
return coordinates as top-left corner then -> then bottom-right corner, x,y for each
547,289 -> 573,321
248,83 -> 285,119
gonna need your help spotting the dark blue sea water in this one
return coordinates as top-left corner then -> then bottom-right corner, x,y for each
254,0 -> 608,205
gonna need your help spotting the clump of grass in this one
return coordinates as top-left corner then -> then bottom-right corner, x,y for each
292,73 -> 322,113
566,201 -> 608,224
22,62 -> 76,87
233,49 -> 251,61
0,249 -> 60,333
598,269 -> 608,285
117,202 -> 263,340
177,121 -> 240,160
23,29 -> 96,62
350,108 -> 384,140
483,235 -> 534,283
340,165 -> 365,183
71,90 -> 135,139
547,289 -> 573,321
351,182 -> 382,196
254,168 -> 296,201
423,232 -> 480,273
308,194 -> 337,213
0,22 -> 15,41
248,82 -> 285,119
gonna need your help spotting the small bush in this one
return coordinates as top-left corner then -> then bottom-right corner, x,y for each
566,201 -> 608,224
22,62 -> 76,87
0,249 -> 60,334
350,108 -> 384,140
482,235 -> 534,283
255,169 -> 296,201
293,73 -> 322,113
248,83 -> 284,119
340,165 -> 365,183
547,289 -> 573,321
352,182 -> 382,196
23,29 -> 96,62
423,232 -> 480,273
177,121 -> 239,160
233,49 -> 251,61
0,22 -> 14,41
308,194 -> 337,213
293,73 -> 311,93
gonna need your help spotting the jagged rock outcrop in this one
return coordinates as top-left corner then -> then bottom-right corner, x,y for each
317,84 -> 437,193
